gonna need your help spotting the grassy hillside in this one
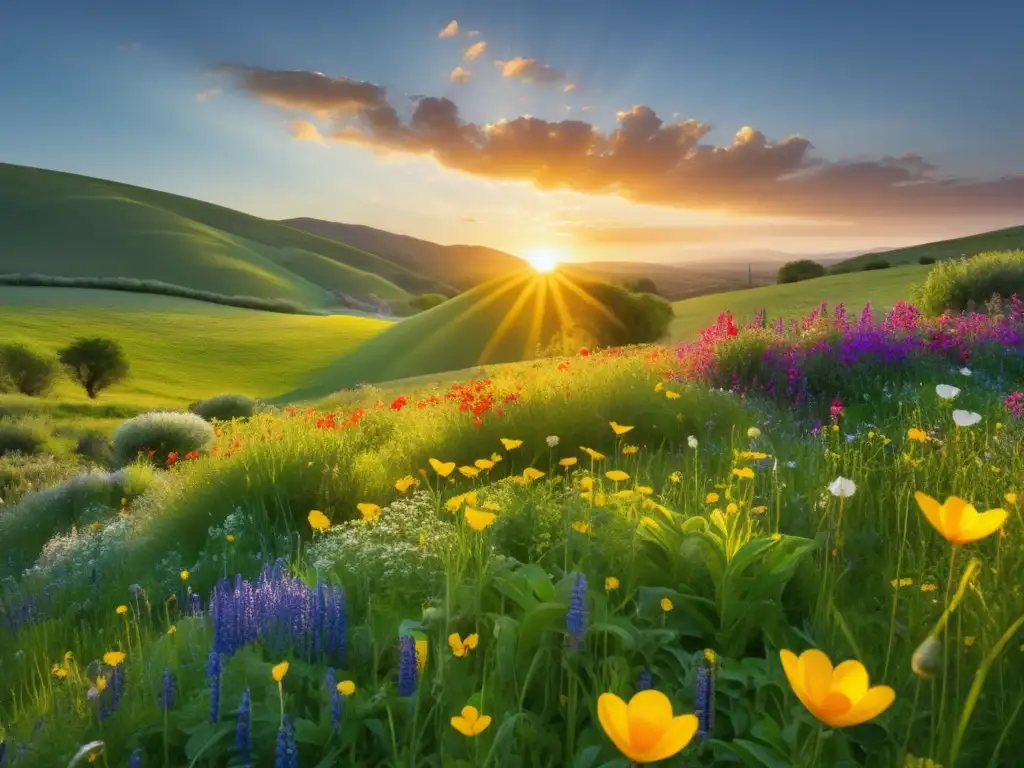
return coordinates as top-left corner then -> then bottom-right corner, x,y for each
0,287 -> 390,409
837,225 -> 1024,269
0,163 -> 449,305
669,264 -> 928,341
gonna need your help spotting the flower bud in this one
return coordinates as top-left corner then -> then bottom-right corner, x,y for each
911,636 -> 942,680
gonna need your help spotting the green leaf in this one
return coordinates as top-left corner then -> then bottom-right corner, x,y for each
517,602 -> 568,657
585,621 -> 638,651
573,745 -> 602,768
719,738 -> 793,768
681,516 -> 708,533
493,572 -> 539,612
294,716 -> 329,746
519,563 -> 557,602
183,723 -> 229,764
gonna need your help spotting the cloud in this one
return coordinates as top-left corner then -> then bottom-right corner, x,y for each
290,119 -> 325,144
196,87 -> 221,102
218,64 -> 1024,221
461,216 -> 477,222
495,57 -> 565,84
438,20 -> 458,38
558,222 -> 840,245
563,83 -> 576,92
467,29 -> 481,38
463,41 -> 487,61
449,66 -> 471,85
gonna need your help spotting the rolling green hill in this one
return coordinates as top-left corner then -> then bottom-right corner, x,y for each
837,225 -> 1024,270
0,163 -> 451,306
0,287 -> 390,409
669,264 -> 928,341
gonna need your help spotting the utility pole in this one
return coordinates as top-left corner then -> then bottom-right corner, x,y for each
748,263 -> 752,287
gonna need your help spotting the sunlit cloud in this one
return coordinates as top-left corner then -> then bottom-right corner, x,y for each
449,66 -> 471,85
438,20 -> 458,38
461,216 -> 477,222
195,87 -> 221,102
290,119 -> 326,144
563,83 -> 576,92
495,57 -> 565,84
463,41 -> 487,61
216,63 -> 1024,223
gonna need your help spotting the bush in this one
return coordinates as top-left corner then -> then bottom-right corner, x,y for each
581,281 -> 674,345
919,256 -> 936,265
861,260 -> 891,271
622,277 -> 660,296
74,433 -> 114,466
58,337 -> 130,398
777,260 -> 826,284
0,422 -> 48,456
0,452 -> 80,506
408,293 -> 447,312
912,250 -> 1024,316
190,393 -> 258,422
0,344 -> 58,396
111,411 -> 214,467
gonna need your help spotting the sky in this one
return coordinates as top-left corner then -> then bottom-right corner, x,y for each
2,0 -> 1023,264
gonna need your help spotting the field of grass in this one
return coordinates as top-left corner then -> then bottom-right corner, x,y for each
0,163 -> 452,305
669,264 -> 928,340
837,225 -> 1024,270
0,287 -> 390,411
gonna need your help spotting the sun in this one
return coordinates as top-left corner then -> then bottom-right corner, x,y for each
524,248 -> 561,273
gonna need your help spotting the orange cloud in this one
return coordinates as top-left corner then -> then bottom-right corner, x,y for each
290,119 -> 325,144
218,64 -> 1024,221
463,41 -> 487,61
495,57 -> 564,84
461,216 -> 477,222
438,20 -> 458,38
449,66 -> 471,85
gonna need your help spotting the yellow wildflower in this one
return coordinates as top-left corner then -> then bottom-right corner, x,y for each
571,521 -> 592,534
307,510 -> 331,532
465,507 -> 497,532
458,466 -> 479,478
272,661 -> 289,682
337,680 -> 356,696
115,605 -> 128,616
606,470 -> 630,482
732,467 -> 755,480
559,456 -> 578,468
357,503 -> 382,522
500,438 -> 523,451
582,447 -> 606,461
429,458 -> 456,477
394,475 -> 417,492
605,576 -> 620,591
660,597 -> 673,612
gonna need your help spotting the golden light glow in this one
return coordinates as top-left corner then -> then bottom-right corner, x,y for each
523,248 -> 561,273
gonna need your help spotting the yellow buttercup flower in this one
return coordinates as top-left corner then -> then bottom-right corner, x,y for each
500,438 -> 523,451
448,632 -> 479,657
779,649 -> 895,728
451,705 -> 492,737
609,421 -> 634,436
914,492 -> 1008,545
394,475 -> 417,493
559,457 -> 578,468
732,467 -> 755,480
665,390 -> 681,400
307,510 -> 331,532
416,638 -> 429,671
522,467 -> 545,482
51,663 -> 68,678
660,597 -> 673,612
598,690 -> 698,763
622,444 -> 639,455
669,471 -> 682,483
571,521 -> 592,534
907,428 -> 928,443
103,651 -> 126,667
226,534 -> 235,542
605,576 -> 620,591
96,675 -> 107,692
474,458 -> 495,470
612,489 -> 636,500
705,492 -> 719,503
179,570 -> 190,581
167,625 -> 177,635
1006,492 -> 1018,505
465,507 -> 497,532
890,578 -> 913,588
115,605 -> 128,616
635,485 -> 653,496
579,476 -> 594,491
606,470 -> 630,482
726,503 -> 738,515
736,451 -> 769,460
429,458 -> 456,477
271,661 -> 289,682
482,500 -> 500,511
490,452 -> 502,462
458,466 -> 480,478
581,447 -> 605,461
357,503 -> 382,522
337,680 -> 356,696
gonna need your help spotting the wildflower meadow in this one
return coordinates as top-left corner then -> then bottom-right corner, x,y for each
1,298 -> 1023,767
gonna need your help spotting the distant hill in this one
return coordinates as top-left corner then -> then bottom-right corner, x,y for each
0,164 -> 452,307
282,218 -> 520,293
836,225 -> 1024,270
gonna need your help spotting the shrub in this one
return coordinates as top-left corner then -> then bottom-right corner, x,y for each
408,293 -> 447,312
190,393 -> 258,422
861,259 -> 891,271
0,344 -> 58,396
912,250 -> 1024,316
0,452 -> 80,506
58,337 -> 130,398
74,432 -> 114,466
0,422 -> 48,456
0,464 -> 159,576
919,255 -> 936,265
777,260 -> 826,284
111,411 -> 214,467
581,281 -> 674,345
623,277 -> 660,295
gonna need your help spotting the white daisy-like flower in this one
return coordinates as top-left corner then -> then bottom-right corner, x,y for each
828,476 -> 857,498
959,367 -> 972,377
546,435 -> 560,448
687,435 -> 698,449
952,410 -> 982,427
935,384 -> 960,400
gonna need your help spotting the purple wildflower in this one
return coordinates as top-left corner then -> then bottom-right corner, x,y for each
636,668 -> 653,692
324,667 -> 342,732
236,689 -> 252,766
160,668 -> 174,710
566,573 -> 588,649
207,651 -> 221,724
694,651 -> 717,741
275,716 -> 298,768
129,748 -> 142,768
398,635 -> 418,697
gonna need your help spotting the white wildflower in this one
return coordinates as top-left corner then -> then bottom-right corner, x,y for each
952,410 -> 982,427
546,435 -> 560,448
687,435 -> 698,449
959,367 -> 972,377
828,476 -> 857,498
935,384 -> 960,400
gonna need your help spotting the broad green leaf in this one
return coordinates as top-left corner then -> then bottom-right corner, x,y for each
519,563 -> 557,602
517,602 -> 568,657
585,621 -> 638,651
719,738 -> 793,768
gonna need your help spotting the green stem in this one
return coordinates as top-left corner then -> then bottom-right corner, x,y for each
937,546 -> 958,741
898,677 -> 922,762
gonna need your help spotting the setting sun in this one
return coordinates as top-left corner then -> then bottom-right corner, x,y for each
524,248 -> 561,273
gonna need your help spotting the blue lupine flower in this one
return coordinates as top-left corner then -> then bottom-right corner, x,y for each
129,748 -> 142,768
566,573 -> 588,649
324,668 -> 342,732
190,593 -> 201,615
207,651 -> 222,724
275,716 -> 298,768
694,650 -> 716,741
636,667 -> 653,692
236,689 -> 252,767
398,635 -> 418,697
160,668 -> 174,710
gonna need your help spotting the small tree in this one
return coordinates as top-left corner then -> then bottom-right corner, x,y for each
58,338 -> 129,399
0,344 -> 57,396
777,260 -> 826,284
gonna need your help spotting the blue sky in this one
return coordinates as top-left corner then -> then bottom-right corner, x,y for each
2,0 -> 1022,262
